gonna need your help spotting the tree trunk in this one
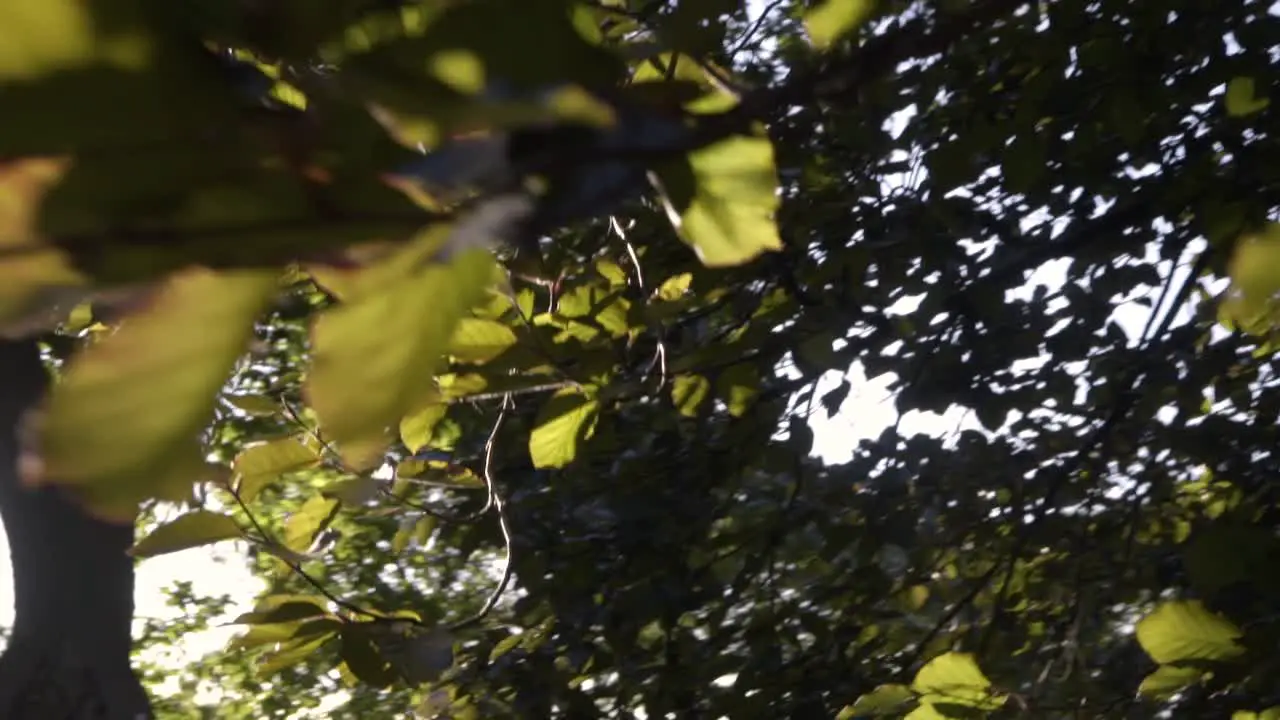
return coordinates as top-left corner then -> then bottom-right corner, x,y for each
0,339 -> 152,719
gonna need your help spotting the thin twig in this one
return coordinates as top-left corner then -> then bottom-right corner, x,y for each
227,483 -> 393,623
450,394 -> 515,630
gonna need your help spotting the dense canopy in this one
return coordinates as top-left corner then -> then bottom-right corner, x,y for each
3,0 -> 1280,718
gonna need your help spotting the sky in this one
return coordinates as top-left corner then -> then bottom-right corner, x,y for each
0,0 -> 1226,714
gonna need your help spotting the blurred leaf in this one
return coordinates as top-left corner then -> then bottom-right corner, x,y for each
1225,76 -> 1269,117
32,268 -> 277,519
0,158 -> 88,335
805,0 -> 875,49
308,230 -> 498,467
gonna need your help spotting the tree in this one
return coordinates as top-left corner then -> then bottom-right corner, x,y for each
5,0 -> 1280,718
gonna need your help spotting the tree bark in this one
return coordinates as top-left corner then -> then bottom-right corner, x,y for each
0,339 -> 152,719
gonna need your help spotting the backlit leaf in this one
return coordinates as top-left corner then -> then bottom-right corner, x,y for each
1138,664 -> 1207,699
448,317 -> 517,363
652,131 -> 783,267
671,374 -> 711,417
129,510 -> 242,559
912,652 -> 1006,711
529,389 -> 599,469
1135,600 -> 1244,665
848,684 -> 916,716
233,436 -> 324,503
400,402 -> 449,453
284,494 -> 341,553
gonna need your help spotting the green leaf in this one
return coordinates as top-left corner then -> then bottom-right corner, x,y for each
1221,224 -> 1280,336
284,494 -> 342,553
308,232 -> 498,468
400,402 -> 449,454
1232,711 -> 1280,720
233,436 -> 324,503
33,268 -> 277,519
338,0 -> 624,147
847,683 -> 916,716
323,476 -> 383,505
448,318 -> 517,364
671,374 -> 711,417
232,599 -> 332,626
716,364 -> 761,418
903,705 -> 949,720
0,0 -> 240,154
805,0 -> 875,50
912,652 -> 1006,711
259,632 -> 337,678
1135,600 -> 1245,664
0,161 -> 88,334
225,394 -> 281,417
399,628 -> 455,684
129,510 -> 242,559
1138,664 -> 1207,699
652,131 -> 783,268
529,389 -> 600,469
1225,76 -> 1269,117
228,622 -> 304,651
341,624 -> 399,689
